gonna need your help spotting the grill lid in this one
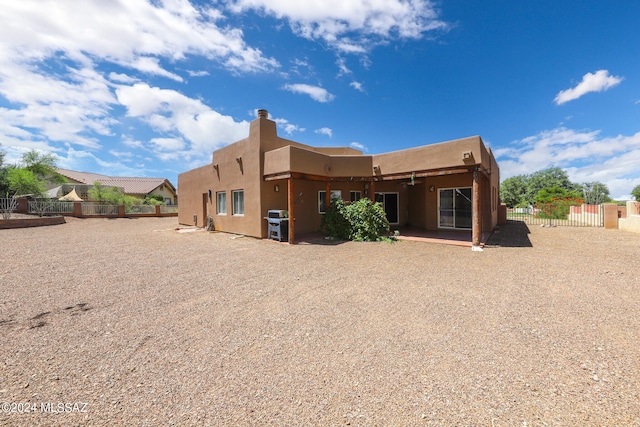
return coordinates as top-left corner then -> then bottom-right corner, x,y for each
267,209 -> 288,218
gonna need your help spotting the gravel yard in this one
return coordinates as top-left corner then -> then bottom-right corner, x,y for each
1,217 -> 639,426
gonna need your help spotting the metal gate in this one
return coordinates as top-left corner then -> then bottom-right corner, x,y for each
507,204 -> 604,227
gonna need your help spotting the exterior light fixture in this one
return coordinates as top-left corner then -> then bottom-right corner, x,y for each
274,184 -> 280,192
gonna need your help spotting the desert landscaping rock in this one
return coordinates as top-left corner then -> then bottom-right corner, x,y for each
0,217 -> 638,426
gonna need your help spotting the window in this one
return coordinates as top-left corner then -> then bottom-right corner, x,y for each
318,190 -> 342,213
438,188 -> 472,229
216,192 -> 227,214
232,190 -> 244,215
350,191 -> 362,203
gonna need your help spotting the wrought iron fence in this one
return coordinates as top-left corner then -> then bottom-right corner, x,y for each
82,203 -> 119,215
507,204 -> 604,227
1,197 -> 17,219
1,198 -> 17,212
125,204 -> 157,214
159,205 -> 178,214
28,200 -> 74,215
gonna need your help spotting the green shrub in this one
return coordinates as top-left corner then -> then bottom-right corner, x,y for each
320,199 -> 350,240
320,198 -> 392,242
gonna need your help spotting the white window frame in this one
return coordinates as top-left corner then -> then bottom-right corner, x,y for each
232,190 -> 244,216
216,191 -> 227,215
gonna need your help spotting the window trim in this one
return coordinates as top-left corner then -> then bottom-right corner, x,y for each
232,189 -> 244,216
216,191 -> 227,215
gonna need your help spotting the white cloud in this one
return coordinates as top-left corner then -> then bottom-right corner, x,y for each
116,83 -> 250,158
108,150 -> 134,160
315,127 -> 333,137
350,81 -> 364,92
187,70 -> 210,77
283,83 -> 335,102
496,127 -> 640,198
108,73 -> 140,84
0,1 -> 279,77
0,0 -> 281,170
150,137 -> 187,152
350,142 -> 367,152
273,117 -> 305,135
554,70 -> 623,105
228,0 -> 447,53
336,58 -> 351,76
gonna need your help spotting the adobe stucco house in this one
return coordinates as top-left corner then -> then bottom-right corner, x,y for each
178,110 -> 500,246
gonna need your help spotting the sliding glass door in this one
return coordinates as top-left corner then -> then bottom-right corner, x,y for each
439,188 -> 472,229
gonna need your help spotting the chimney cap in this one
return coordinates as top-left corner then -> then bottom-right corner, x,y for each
257,109 -> 268,118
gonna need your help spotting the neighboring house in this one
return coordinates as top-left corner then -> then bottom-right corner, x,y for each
51,169 -> 178,204
178,110 -> 500,245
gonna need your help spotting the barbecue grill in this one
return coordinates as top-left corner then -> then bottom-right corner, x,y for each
266,209 -> 289,242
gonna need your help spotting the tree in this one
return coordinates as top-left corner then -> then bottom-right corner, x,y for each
21,150 -> 65,185
525,167 -> 575,204
535,186 -> 583,220
501,167 -> 579,207
500,175 -> 528,208
89,182 -> 124,205
632,184 -> 640,201
144,194 -> 165,205
0,145 -> 9,196
581,182 -> 611,204
7,168 -> 45,196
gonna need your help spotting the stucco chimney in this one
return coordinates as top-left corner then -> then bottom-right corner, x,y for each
257,109 -> 268,118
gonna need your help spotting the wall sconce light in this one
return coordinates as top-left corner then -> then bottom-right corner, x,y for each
208,189 -> 212,199
429,185 -> 435,192
373,165 -> 380,172
364,183 -> 369,190
236,157 -> 242,164
274,184 -> 280,192
213,164 -> 219,170
462,151 -> 472,160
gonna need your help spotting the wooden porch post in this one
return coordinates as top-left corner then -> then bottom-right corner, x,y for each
370,180 -> 376,201
288,177 -> 295,244
472,168 -> 481,247
325,181 -> 331,210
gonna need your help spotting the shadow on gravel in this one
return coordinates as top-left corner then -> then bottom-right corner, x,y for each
485,220 -> 533,248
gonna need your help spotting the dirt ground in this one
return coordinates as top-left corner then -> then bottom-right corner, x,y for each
1,217 -> 639,426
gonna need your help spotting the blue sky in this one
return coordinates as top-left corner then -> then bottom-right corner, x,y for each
1,0 -> 638,198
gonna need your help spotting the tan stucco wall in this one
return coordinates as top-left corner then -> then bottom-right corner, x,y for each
422,173 -> 475,230
264,145 -> 372,178
372,136 -> 487,176
178,164 -> 214,227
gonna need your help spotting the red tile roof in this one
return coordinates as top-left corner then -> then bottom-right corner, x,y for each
57,169 -> 176,196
